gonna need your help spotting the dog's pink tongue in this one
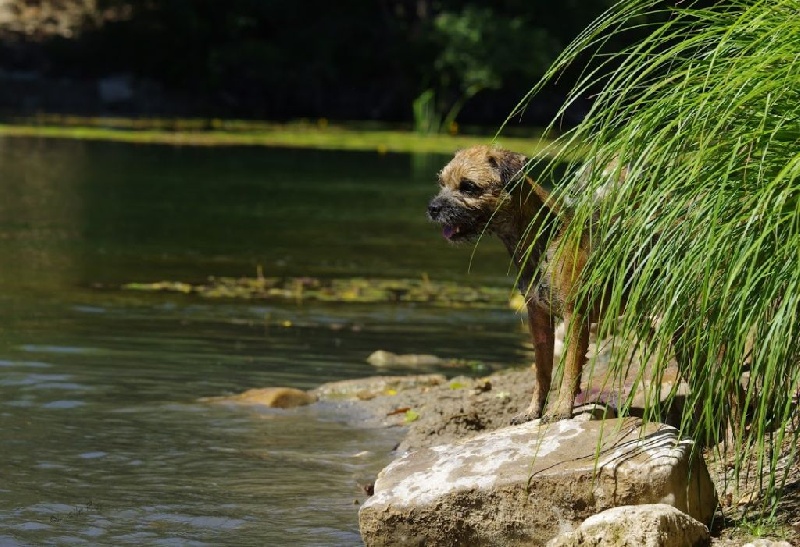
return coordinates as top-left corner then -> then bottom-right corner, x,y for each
442,226 -> 455,239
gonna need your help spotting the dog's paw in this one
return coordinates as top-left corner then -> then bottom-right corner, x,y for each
510,411 -> 541,426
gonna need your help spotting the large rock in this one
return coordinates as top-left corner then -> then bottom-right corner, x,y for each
359,417 -> 717,547
546,504 -> 710,547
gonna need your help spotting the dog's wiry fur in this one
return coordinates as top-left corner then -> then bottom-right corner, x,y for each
428,145 -> 600,423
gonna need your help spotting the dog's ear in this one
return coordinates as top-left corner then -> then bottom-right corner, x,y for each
488,150 -> 528,189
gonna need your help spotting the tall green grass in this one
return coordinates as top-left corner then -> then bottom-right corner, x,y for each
510,0 -> 799,514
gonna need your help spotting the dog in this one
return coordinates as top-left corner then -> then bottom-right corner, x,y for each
427,145 -> 603,424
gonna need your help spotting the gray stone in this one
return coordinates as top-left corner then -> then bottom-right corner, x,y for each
546,504 -> 710,547
312,374 -> 446,400
359,417 -> 717,546
98,74 -> 135,104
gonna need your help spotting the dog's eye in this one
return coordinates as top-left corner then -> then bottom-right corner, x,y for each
459,179 -> 481,196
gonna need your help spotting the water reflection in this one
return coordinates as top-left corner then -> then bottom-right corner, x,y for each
0,137 -> 87,290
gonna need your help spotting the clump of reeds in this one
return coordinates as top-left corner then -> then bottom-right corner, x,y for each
510,0 -> 800,516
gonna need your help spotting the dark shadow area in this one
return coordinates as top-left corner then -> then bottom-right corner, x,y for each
0,0 -> 657,124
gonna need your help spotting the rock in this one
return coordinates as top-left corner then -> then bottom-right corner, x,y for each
98,74 -> 135,104
572,402 -> 617,421
546,504 -> 710,547
359,417 -> 717,547
367,350 -> 446,367
200,387 -> 316,408
312,374 -> 446,400
741,541 -> 793,547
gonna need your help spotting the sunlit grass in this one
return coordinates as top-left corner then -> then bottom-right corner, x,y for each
512,0 -> 800,516
0,114 -> 561,157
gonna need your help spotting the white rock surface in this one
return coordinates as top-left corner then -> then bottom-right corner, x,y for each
546,504 -> 710,547
359,417 -> 717,546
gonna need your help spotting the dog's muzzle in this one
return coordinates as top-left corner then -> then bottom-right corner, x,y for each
427,195 -> 482,242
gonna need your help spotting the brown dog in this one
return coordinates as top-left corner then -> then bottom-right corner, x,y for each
427,145 -> 599,424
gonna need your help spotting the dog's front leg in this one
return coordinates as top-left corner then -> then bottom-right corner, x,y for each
544,310 -> 589,422
511,304 -> 555,425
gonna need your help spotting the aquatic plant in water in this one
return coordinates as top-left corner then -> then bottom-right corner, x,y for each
123,275 -> 517,309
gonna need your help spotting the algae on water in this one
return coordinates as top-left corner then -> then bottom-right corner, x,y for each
123,275 -> 517,309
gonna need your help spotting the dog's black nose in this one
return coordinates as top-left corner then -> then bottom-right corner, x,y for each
427,200 -> 442,220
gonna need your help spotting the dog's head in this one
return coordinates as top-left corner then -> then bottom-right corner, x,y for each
427,145 -> 528,242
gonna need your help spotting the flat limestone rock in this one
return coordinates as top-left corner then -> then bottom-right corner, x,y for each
546,504 -> 710,547
312,374 -> 447,400
359,417 -> 717,547
200,387 -> 316,408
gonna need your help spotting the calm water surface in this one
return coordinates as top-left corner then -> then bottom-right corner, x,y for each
0,138 -> 530,546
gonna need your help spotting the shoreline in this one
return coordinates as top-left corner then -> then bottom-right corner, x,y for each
305,363 -> 800,546
0,117 -> 562,156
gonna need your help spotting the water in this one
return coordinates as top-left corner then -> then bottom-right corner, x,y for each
0,137 -> 530,546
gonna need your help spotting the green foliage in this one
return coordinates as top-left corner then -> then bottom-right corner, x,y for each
434,6 -> 556,93
413,89 -> 441,134
513,0 -> 800,513
736,514 -> 789,540
419,5 -> 558,133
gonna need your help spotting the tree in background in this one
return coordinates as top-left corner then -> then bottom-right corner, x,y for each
413,6 -> 557,134
1,0 -> 619,124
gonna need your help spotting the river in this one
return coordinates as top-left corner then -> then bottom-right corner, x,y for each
0,137 -> 530,546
